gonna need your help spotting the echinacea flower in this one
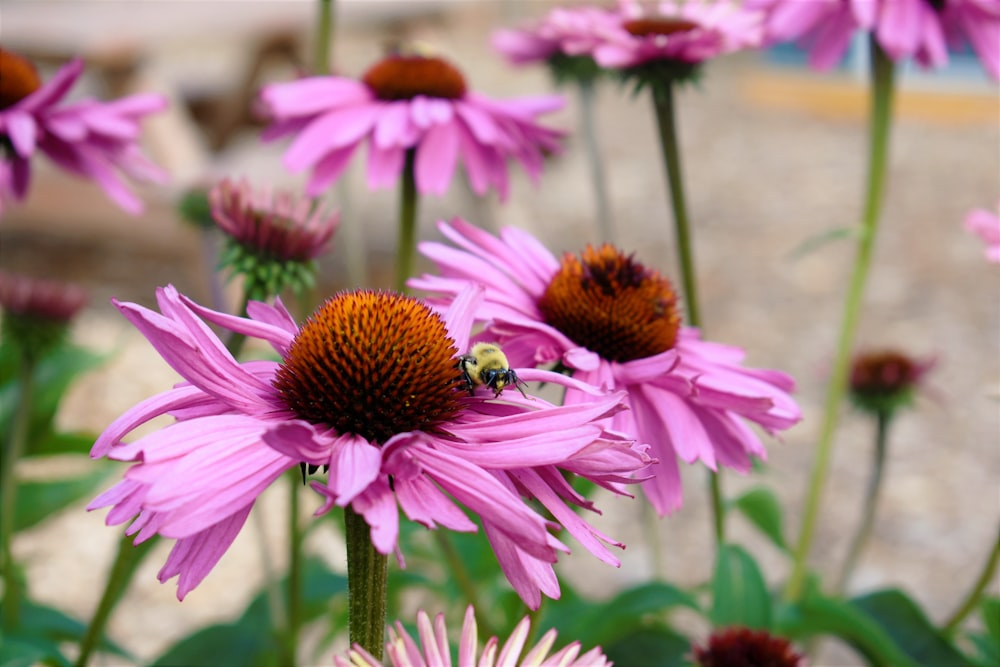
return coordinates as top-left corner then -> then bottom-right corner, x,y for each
335,605 -> 610,667
0,270 -> 87,360
750,0 -> 1000,78
0,49 -> 167,217
259,52 -> 564,201
849,348 -> 935,418
591,0 -> 763,79
692,626 -> 803,667
964,202 -> 1000,262
88,284 -> 648,605
411,219 -> 801,515
209,177 -> 339,295
492,5 -> 621,84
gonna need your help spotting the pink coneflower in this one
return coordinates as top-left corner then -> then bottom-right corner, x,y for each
259,52 -> 564,201
692,626 -> 803,667
0,270 -> 87,360
335,605 -> 611,667
411,219 -> 801,516
88,284 -> 648,605
964,202 -> 1000,262
750,0 -> 1000,78
492,5 -> 620,77
592,0 -> 763,71
209,177 -> 339,296
0,48 -> 166,216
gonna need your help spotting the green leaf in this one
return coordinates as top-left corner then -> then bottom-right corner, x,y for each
981,597 -> 1000,640
0,637 -> 69,667
710,544 -> 772,629
852,589 -> 973,667
777,592 -> 919,667
14,465 -> 112,531
0,341 -> 107,455
2,599 -> 130,662
26,430 -> 100,457
151,621 -> 280,667
787,225 -> 860,260
730,487 -> 788,552
602,626 -> 693,667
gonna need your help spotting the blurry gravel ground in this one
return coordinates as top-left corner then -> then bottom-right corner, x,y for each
3,3 -> 998,665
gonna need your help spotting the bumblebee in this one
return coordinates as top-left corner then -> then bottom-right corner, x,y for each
458,342 -> 531,399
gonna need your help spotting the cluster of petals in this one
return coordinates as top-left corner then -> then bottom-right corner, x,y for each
87,284 -> 650,606
209,177 -> 339,261
0,270 -> 87,322
492,5 -> 622,65
0,56 -> 167,216
964,201 -> 1000,263
335,605 -> 610,667
749,0 -> 1000,79
258,73 -> 564,201
590,0 -> 764,68
411,219 -> 801,516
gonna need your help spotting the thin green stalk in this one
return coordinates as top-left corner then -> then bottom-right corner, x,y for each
314,0 -> 336,75
651,82 -> 724,546
345,506 -> 388,658
1,360 -> 34,627
785,38 -> 897,603
578,80 -> 613,242
75,535 -> 155,667
942,524 -> 1000,634
285,475 -> 303,666
834,411 -> 891,593
395,150 -> 419,293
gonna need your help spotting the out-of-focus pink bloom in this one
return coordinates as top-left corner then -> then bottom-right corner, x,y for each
591,0 -> 764,69
693,626 -> 804,667
209,177 -> 338,262
750,0 -> 1000,79
964,202 -> 1000,262
88,285 -> 648,606
0,48 -> 166,216
259,53 -> 564,202
334,606 -> 611,667
492,5 -> 622,65
412,219 -> 801,516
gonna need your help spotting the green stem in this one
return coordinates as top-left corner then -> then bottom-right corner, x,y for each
345,506 -> 387,658
75,535 -> 156,667
651,82 -> 724,546
834,411 -> 891,593
314,0 -> 336,75
942,523 -> 1000,634
285,475 -> 303,666
785,38 -> 897,603
578,80 -> 613,242
394,150 -> 419,294
651,83 -> 700,328
1,359 -> 34,627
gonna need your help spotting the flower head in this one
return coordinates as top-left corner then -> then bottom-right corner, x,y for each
259,50 -> 564,201
849,348 -> 934,417
209,177 -> 338,295
335,605 -> 611,667
587,0 -> 763,87
88,285 -> 648,605
693,626 -> 803,667
750,0 -> 1000,78
492,6 -> 622,85
411,219 -> 801,515
0,49 -> 167,216
0,270 -> 87,360
964,201 -> 1000,262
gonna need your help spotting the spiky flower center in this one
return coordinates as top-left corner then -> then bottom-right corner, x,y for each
362,55 -> 467,101
926,0 -> 946,12
0,49 -> 42,110
694,627 -> 802,667
273,291 -> 465,444
537,244 -> 680,363
623,17 -> 700,38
